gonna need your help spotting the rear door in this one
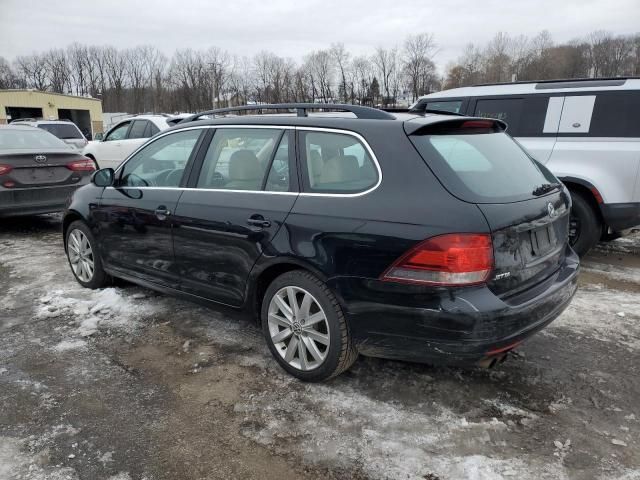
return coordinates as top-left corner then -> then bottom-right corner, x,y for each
172,127 -> 297,306
407,119 -> 572,299
95,128 -> 204,288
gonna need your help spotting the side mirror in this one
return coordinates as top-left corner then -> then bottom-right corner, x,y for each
92,168 -> 115,187
94,132 -> 104,141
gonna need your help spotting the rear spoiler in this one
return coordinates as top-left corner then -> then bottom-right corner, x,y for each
404,117 -> 508,136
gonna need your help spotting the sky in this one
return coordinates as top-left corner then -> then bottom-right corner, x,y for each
1,0 -> 638,73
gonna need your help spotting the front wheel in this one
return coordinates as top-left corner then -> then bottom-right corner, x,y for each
66,220 -> 110,289
261,270 -> 358,382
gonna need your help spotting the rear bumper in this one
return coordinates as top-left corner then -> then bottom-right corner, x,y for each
600,202 -> 640,232
0,185 -> 80,217
329,246 -> 579,366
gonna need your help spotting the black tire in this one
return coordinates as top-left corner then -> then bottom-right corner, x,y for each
261,270 -> 358,382
65,220 -> 110,289
569,190 -> 602,256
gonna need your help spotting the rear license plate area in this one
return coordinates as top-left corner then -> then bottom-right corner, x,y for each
530,224 -> 557,256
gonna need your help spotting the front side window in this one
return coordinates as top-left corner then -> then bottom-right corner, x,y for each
105,121 -> 130,141
301,131 -> 378,194
197,128 -> 283,190
118,129 -> 202,187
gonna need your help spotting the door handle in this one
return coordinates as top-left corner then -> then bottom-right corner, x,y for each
247,215 -> 271,228
155,206 -> 171,220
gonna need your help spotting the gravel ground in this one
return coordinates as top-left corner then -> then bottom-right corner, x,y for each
0,214 -> 639,480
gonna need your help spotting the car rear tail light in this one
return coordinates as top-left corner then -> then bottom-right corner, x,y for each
3,180 -> 15,188
0,164 -> 12,176
381,233 -> 493,286
66,159 -> 96,171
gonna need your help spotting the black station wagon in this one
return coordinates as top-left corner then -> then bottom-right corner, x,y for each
63,104 -> 579,381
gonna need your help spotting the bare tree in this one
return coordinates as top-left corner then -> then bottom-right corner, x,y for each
403,33 -> 437,100
331,43 -> 350,103
44,49 -> 70,93
0,56 -> 17,89
14,54 -> 49,90
373,47 -> 398,106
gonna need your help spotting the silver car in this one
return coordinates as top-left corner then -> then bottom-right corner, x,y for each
11,119 -> 88,151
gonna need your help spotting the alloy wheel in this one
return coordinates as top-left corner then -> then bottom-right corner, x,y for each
267,286 -> 330,371
67,229 -> 95,282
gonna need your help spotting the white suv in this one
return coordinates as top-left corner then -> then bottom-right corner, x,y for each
11,119 -> 87,151
83,115 -> 175,170
412,78 -> 640,255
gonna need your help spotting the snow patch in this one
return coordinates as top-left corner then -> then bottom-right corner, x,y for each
53,339 -> 87,352
0,435 -> 79,480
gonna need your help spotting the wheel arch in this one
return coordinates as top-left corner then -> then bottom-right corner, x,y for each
62,210 -> 87,246
559,176 -> 605,226
247,258 -> 330,324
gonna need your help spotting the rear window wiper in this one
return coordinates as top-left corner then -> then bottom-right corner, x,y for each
532,183 -> 561,196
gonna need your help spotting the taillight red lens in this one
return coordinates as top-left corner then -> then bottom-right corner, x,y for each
66,159 -> 96,171
381,233 -> 493,286
0,164 -> 12,175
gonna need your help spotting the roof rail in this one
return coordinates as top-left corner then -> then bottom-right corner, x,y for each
472,76 -> 639,87
181,103 -> 396,123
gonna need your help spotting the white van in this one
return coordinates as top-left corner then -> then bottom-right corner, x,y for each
412,78 -> 640,255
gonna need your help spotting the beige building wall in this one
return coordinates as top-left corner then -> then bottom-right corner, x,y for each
0,89 -> 103,134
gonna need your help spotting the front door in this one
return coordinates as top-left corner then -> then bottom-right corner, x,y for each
95,128 -> 204,288
172,127 -> 298,306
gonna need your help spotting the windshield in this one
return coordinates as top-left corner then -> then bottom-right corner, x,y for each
410,131 -> 554,203
38,123 -> 83,139
0,128 -> 70,150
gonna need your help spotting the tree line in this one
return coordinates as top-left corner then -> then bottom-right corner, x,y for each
445,30 -> 640,88
0,34 -> 438,114
0,30 -> 638,115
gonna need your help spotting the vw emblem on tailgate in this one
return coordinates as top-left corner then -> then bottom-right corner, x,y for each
547,203 -> 556,218
34,155 -> 47,163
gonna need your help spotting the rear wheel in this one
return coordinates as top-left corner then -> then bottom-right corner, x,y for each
261,270 -> 358,382
569,190 -> 601,256
65,220 -> 110,288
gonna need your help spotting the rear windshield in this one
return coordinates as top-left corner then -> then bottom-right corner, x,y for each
410,130 -> 553,203
0,128 -> 69,150
38,123 -> 83,139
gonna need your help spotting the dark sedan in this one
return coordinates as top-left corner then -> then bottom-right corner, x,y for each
0,125 -> 96,217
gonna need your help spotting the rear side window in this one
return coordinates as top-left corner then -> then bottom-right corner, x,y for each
474,98 -> 523,135
410,125 -> 552,203
197,128 -> 283,191
425,100 -> 463,114
301,131 -> 378,194
38,123 -> 83,139
146,122 -> 160,137
128,120 -> 148,139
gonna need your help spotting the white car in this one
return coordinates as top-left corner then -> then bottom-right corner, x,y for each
412,78 -> 640,255
83,115 -> 178,170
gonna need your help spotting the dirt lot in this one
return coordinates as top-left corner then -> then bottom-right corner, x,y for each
1,214 -> 639,480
